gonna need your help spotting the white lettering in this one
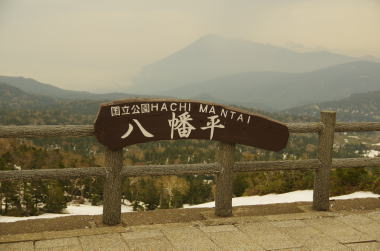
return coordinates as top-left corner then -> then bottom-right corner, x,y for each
201,115 -> 225,140
220,108 -> 228,118
151,103 -> 159,112
121,105 -> 130,115
230,111 -> 236,119
121,119 -> 154,139
168,112 -> 196,139
237,114 -> 244,122
111,106 -> 121,116
170,103 -> 178,111
161,103 -> 168,111
179,103 -> 187,112
199,104 -> 208,113
141,104 -> 150,113
209,106 -> 216,114
131,105 -> 140,114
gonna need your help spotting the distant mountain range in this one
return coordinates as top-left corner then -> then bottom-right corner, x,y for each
0,82 -> 56,110
165,61 -> 380,110
0,80 -> 305,126
0,82 -> 104,115
284,89 -> 380,122
129,34 -> 358,94
1,34 -> 380,122
2,60 -> 380,116
2,77 -> 380,123
0,76 -> 142,101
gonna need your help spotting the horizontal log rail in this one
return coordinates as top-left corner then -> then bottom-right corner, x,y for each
0,122 -> 379,138
1,157 -> 379,182
0,125 -> 94,138
1,114 -> 380,225
235,159 -> 320,172
334,122 -> 380,132
287,122 -> 323,133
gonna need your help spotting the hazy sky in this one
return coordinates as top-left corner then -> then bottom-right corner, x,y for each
0,0 -> 379,92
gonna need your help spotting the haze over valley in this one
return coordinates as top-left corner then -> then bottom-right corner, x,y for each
1,34 -> 380,113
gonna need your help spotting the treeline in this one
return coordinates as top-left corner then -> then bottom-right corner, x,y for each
0,102 -> 379,216
1,133 -> 379,217
0,139 -> 97,216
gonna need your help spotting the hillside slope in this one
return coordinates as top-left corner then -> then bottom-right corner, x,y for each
0,76 -> 141,101
0,82 -> 57,110
0,82 -> 102,125
284,89 -> 380,121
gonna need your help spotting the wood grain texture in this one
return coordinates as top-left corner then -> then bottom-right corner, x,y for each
0,164 -> 219,181
121,163 -> 218,176
332,157 -> 380,168
0,167 -> 105,181
335,122 -> 380,132
0,125 -> 94,138
313,111 -> 336,211
1,122 -> 380,139
215,142 -> 235,217
235,159 -> 321,172
2,158 -> 380,182
102,149 -> 123,226
286,122 -> 323,133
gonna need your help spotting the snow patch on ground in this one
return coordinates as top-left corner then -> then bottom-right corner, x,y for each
0,204 -> 133,223
183,190 -> 380,209
330,191 -> 379,200
364,150 -> 380,158
64,204 -> 134,215
348,136 -> 359,139
1,191 -> 379,223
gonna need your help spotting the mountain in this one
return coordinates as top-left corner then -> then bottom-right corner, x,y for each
0,81 -> 104,114
129,34 -> 357,94
0,82 -> 105,125
0,76 -> 142,101
163,61 -> 380,111
0,80 -> 312,126
0,82 -> 57,110
283,88 -> 380,122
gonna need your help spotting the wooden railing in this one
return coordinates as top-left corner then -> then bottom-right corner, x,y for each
1,111 -> 380,225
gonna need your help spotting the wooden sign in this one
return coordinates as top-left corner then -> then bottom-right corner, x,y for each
94,99 -> 289,151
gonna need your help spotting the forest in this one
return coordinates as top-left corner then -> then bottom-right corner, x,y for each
1,132 -> 379,216
0,97 -> 379,216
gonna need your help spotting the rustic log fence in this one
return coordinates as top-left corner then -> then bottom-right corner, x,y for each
1,111 -> 380,225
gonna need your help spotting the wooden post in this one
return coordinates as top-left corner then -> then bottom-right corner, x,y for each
313,111 -> 336,211
102,149 -> 123,225
215,142 -> 235,217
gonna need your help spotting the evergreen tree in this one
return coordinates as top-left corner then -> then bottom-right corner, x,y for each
44,181 -> 67,213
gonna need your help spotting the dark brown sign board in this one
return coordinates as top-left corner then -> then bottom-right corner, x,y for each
94,99 -> 289,151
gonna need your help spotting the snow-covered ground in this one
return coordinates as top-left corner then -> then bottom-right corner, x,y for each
183,190 -> 379,208
1,190 -> 378,223
0,204 -> 133,223
364,150 -> 380,158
